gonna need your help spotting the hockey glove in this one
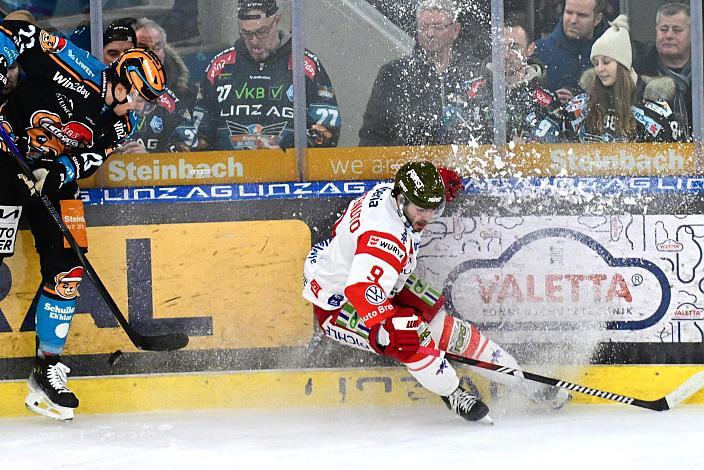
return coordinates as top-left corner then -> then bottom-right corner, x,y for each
18,156 -> 77,197
369,311 -> 421,363
437,167 -> 463,202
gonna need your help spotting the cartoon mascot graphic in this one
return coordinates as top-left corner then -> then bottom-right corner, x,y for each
54,266 -> 84,300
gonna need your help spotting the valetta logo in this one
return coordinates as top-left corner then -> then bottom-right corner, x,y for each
444,228 -> 670,331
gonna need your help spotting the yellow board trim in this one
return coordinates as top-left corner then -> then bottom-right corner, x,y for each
1,365 -> 702,417
79,143 -> 698,187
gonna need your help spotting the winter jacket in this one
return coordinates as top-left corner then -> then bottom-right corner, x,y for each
534,20 -> 608,93
358,48 -> 480,147
633,45 -> 692,140
447,59 -> 548,143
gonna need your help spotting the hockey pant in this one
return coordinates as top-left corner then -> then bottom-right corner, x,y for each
0,163 -> 86,356
314,304 -> 523,397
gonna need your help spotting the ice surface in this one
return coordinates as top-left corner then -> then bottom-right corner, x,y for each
1,405 -> 702,469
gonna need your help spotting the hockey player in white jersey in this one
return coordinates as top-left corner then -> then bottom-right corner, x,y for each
303,161 -> 568,423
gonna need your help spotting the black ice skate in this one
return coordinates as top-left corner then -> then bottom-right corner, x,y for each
442,386 -> 492,424
25,355 -> 79,421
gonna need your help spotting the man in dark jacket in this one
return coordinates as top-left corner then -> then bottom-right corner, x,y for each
187,0 -> 340,151
443,20 -> 548,144
633,2 -> 692,141
534,0 -> 608,103
358,0 -> 480,147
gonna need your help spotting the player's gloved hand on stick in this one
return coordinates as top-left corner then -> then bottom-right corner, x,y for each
17,156 -> 77,197
369,310 -> 421,362
437,167 -> 463,202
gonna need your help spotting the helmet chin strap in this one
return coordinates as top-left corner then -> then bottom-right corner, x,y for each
395,194 -> 415,231
107,81 -> 129,110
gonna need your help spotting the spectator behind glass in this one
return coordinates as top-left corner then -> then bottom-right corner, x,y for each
436,17 -> 549,144
180,0 -> 340,151
358,0 -> 483,146
471,19 -> 549,143
128,17 -> 197,153
534,0 -> 608,103
532,15 -> 681,144
633,3 -> 692,141
102,18 -> 137,65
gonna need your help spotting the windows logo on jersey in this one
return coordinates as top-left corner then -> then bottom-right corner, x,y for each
226,120 -> 287,150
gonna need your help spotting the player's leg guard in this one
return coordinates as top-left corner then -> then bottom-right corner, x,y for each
25,265 -> 84,420
314,304 -> 490,420
427,311 -> 569,408
402,324 -> 491,423
427,310 -> 523,387
34,274 -> 81,356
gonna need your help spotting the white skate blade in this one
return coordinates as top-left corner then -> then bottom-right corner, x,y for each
25,389 -> 74,421
477,414 -> 494,425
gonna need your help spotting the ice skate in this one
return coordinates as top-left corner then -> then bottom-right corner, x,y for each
531,385 -> 571,410
442,386 -> 493,424
25,356 -> 79,421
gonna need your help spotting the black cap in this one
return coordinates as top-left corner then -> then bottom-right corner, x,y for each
103,18 -> 137,45
238,0 -> 278,20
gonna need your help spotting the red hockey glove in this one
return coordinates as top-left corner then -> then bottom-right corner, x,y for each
437,167 -> 463,202
369,311 -> 421,363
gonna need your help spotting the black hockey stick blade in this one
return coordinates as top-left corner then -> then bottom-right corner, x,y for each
0,127 -> 189,352
135,332 -> 190,351
419,346 -> 704,412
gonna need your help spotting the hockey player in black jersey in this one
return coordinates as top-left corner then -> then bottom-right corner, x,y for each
0,19 -> 166,420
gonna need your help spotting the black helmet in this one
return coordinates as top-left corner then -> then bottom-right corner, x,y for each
393,161 -> 446,209
108,47 -> 166,102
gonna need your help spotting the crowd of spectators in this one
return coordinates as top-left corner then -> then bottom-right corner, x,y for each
0,0 -> 696,153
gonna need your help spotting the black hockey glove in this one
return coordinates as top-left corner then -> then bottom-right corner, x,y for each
18,156 -> 77,197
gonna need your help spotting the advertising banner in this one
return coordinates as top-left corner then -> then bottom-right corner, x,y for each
417,215 -> 704,345
0,221 -> 313,359
81,150 -> 297,188
305,143 -> 696,181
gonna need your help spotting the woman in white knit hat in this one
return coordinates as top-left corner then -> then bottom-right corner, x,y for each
533,15 -> 683,143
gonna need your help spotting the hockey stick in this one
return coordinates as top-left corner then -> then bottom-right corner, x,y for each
0,126 -> 189,351
418,346 -> 704,411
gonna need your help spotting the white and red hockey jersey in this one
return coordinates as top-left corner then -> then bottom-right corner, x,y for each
303,183 -> 420,327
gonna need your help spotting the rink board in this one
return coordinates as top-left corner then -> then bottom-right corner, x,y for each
1,365 -> 703,417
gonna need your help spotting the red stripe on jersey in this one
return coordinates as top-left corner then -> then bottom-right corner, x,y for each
355,231 -> 407,274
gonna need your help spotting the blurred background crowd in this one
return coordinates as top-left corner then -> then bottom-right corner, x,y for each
0,0 -> 698,154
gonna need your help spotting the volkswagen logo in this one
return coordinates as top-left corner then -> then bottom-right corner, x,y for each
364,285 -> 386,305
